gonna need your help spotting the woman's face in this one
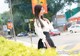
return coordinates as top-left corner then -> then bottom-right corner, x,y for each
39,7 -> 45,16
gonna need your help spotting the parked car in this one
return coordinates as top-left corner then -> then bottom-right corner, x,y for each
68,24 -> 80,33
17,32 -> 28,37
49,29 -> 60,36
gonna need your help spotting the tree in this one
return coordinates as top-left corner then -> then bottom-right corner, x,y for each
6,0 -> 33,19
46,0 -> 78,27
5,0 -> 34,34
6,0 -> 77,20
5,0 -> 77,33
1,12 -> 10,25
0,15 -> 2,24
47,0 -> 77,18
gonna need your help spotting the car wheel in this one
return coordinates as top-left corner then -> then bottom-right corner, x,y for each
70,30 -> 73,33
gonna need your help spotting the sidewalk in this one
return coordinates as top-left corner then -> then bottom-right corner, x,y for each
11,38 -> 37,48
57,43 -> 80,53
56,43 -> 80,56
61,31 -> 70,35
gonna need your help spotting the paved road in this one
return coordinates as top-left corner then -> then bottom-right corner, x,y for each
9,32 -> 80,56
11,32 -> 80,53
13,32 -> 80,46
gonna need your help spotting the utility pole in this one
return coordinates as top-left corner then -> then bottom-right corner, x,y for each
9,0 -> 16,41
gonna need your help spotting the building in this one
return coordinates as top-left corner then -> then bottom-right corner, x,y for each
56,15 -> 67,26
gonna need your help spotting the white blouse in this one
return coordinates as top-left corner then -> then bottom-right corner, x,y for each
40,19 -> 54,32
34,18 -> 54,42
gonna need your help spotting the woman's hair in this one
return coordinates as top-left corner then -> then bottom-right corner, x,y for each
34,5 -> 42,18
34,5 -> 44,28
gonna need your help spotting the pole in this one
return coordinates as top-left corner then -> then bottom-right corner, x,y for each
28,21 -> 33,47
9,0 -> 16,41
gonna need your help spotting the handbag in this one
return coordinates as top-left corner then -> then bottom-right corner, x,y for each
38,39 -> 47,49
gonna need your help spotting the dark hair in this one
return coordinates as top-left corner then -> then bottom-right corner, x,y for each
34,5 -> 44,28
34,5 -> 42,18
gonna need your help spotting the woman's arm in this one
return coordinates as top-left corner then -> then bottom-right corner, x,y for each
44,18 -> 54,31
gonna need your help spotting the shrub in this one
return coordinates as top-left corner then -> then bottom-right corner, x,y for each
0,36 -> 58,56
1,36 -> 80,56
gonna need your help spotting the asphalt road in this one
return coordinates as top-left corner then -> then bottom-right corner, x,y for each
13,32 -> 80,47
9,32 -> 80,55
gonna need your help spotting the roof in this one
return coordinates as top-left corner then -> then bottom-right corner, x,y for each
69,11 -> 80,22
69,11 -> 80,19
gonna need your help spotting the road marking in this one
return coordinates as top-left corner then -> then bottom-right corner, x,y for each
57,43 -> 80,53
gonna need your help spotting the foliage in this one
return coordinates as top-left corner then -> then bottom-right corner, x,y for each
0,15 -> 2,24
0,36 -> 80,56
5,0 -> 77,33
1,12 -> 10,25
0,36 -> 58,56
46,0 -> 77,21
6,0 -> 33,19
6,0 -> 76,19
5,0 -> 34,34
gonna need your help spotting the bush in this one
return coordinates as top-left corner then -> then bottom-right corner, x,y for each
1,36 -> 80,56
0,36 -> 58,56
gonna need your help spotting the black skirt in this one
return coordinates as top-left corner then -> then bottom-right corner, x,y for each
38,32 -> 56,49
43,32 -> 56,48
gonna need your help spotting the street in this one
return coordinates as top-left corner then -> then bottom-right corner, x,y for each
13,32 -> 80,50
7,31 -> 80,55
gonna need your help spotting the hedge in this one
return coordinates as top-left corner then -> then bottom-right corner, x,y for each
0,36 -> 58,56
0,36 -> 80,56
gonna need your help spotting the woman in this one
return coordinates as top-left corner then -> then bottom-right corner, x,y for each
34,5 -> 56,49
